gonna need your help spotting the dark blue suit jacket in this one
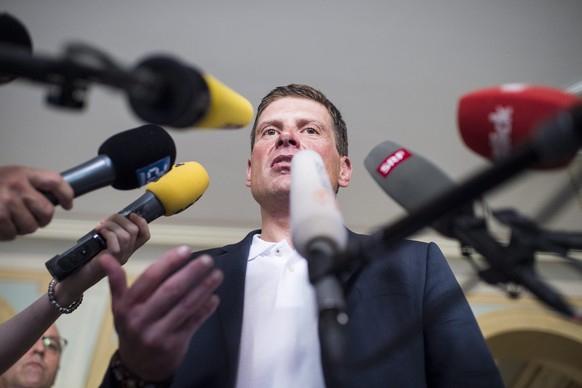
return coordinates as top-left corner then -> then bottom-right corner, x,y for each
102,230 -> 504,388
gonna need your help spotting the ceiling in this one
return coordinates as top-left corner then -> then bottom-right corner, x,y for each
1,0 -> 581,238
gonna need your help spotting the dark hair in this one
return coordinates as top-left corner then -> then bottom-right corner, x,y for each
250,84 -> 348,156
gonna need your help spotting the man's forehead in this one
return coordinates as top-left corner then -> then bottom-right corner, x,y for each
258,97 -> 330,124
45,325 -> 60,337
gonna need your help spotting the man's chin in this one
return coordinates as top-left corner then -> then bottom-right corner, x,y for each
21,374 -> 45,386
20,364 -> 47,382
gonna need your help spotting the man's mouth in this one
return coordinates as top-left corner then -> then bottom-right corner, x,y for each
24,361 -> 45,371
271,155 -> 294,170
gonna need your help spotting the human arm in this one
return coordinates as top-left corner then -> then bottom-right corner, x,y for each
0,213 -> 150,373
0,165 -> 74,240
99,245 -> 223,386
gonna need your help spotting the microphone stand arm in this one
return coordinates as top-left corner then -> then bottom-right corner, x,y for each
0,42 -> 156,109
494,208 -> 582,252
333,109 -> 582,317
491,209 -> 582,278
449,214 -> 578,319
340,209 -> 579,319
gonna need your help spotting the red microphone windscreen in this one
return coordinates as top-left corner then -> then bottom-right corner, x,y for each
457,84 -> 581,169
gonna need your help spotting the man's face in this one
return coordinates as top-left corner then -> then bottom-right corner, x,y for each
0,326 -> 62,388
246,97 -> 351,204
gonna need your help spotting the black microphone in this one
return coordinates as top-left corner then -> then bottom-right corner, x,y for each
45,161 -> 210,280
43,124 -> 176,205
0,41 -> 254,129
127,55 -> 254,129
290,150 -> 349,376
0,12 -> 32,85
364,140 -> 579,320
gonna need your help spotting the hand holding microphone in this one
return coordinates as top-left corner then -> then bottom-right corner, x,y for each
45,161 -> 210,280
0,124 -> 175,241
0,165 -> 74,241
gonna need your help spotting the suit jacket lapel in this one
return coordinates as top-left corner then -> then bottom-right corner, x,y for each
213,230 -> 257,384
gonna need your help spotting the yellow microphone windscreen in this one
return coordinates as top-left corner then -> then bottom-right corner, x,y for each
196,74 -> 254,129
146,161 -> 210,216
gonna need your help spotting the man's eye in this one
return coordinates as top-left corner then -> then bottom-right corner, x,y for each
264,129 -> 277,136
305,127 -> 319,134
42,337 -> 61,352
47,342 -> 59,351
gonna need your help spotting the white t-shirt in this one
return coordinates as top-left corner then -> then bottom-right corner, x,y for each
235,234 -> 325,388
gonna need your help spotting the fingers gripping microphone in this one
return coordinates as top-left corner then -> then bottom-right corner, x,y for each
43,124 -> 176,205
365,141 -> 578,319
128,55 -> 254,129
457,84 -> 582,169
290,149 -> 349,371
45,161 -> 209,280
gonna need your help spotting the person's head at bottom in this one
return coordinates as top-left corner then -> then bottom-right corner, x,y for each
0,325 -> 65,388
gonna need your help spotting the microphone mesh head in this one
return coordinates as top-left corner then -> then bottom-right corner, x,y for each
0,12 -> 33,84
128,55 -> 209,127
98,124 -> 177,190
146,161 -> 209,216
457,84 -> 581,169
290,150 -> 347,257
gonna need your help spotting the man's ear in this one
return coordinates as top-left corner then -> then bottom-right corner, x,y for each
338,156 -> 352,188
245,158 -> 252,188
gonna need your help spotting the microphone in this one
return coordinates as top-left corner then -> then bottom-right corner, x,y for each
0,40 -> 254,129
45,161 -> 209,280
0,12 -> 32,85
364,143 -> 467,237
290,149 -> 349,372
364,140 -> 579,319
457,83 -> 582,169
43,124 -> 176,205
128,55 -> 254,129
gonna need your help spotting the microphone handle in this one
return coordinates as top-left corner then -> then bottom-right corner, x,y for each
306,239 -> 348,375
317,276 -> 348,363
45,230 -> 106,280
45,191 -> 165,280
117,190 -> 165,222
43,155 -> 115,205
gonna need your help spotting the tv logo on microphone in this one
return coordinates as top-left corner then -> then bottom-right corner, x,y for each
376,148 -> 411,177
136,156 -> 172,186
488,106 -> 513,161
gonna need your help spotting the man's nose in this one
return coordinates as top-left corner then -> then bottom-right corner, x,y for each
277,130 -> 299,147
31,338 -> 46,355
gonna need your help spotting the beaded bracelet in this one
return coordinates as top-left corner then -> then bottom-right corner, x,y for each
47,278 -> 83,314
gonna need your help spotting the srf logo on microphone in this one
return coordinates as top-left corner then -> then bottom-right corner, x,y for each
376,148 -> 411,177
